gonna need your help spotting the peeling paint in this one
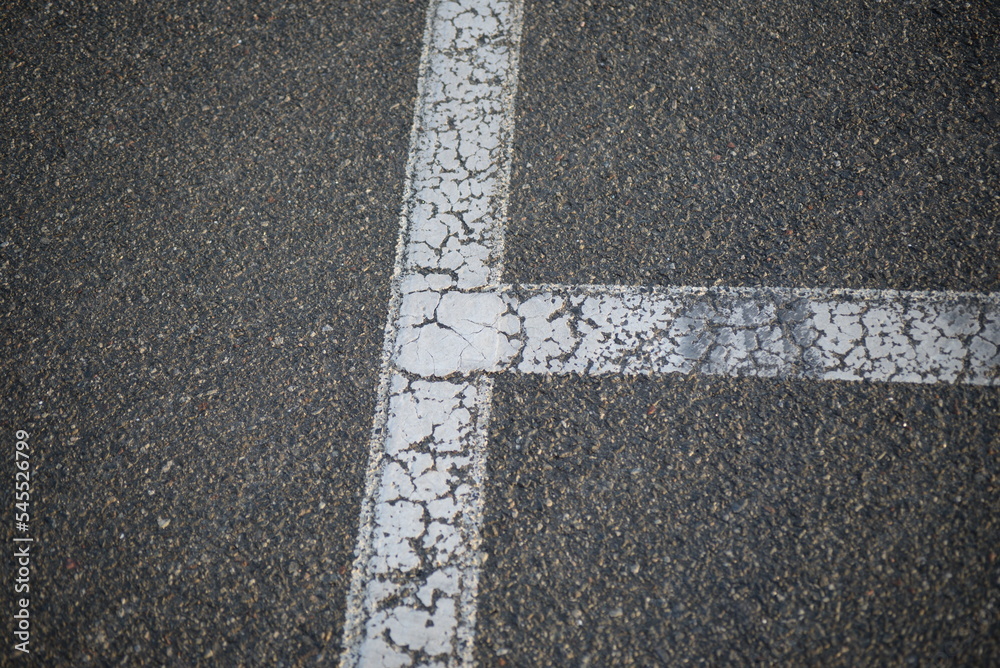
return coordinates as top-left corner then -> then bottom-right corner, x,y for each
510,285 -> 1000,385
403,0 -> 520,290
341,1 -> 523,666
382,283 -> 1000,384
356,374 -> 491,666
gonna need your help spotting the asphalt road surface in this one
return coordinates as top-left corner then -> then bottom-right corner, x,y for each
506,0 -> 1000,291
3,0 -> 424,664
2,0 -> 998,666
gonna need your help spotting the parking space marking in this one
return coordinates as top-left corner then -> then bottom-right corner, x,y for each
340,1 -> 522,666
342,0 -> 998,665
393,284 -> 1000,385
396,285 -> 1000,385
510,285 -> 1000,384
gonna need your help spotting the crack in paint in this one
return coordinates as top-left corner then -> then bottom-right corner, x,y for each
391,285 -> 999,385
511,286 -> 1000,386
402,0 -> 519,292
342,1 -> 523,666
357,374 -> 488,667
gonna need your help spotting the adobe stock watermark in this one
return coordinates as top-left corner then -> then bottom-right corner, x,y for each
12,429 -> 32,654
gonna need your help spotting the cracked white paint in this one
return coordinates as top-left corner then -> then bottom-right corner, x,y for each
341,1 -> 522,666
510,286 -> 1000,385
356,375 -> 489,667
396,286 -> 520,377
379,283 -> 1000,385
404,0 -> 518,291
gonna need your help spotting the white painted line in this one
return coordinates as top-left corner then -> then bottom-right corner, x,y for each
340,1 -> 523,666
511,285 -> 1000,385
392,284 -> 999,384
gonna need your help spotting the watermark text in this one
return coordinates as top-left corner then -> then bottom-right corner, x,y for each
13,429 -> 32,654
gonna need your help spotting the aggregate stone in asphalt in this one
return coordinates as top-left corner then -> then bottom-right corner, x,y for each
477,374 -> 1000,666
484,3 -> 1000,661
1,0 -> 425,663
2,0 -> 999,665
505,0 -> 1000,291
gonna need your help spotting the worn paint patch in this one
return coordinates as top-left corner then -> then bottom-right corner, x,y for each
356,375 -> 493,667
510,285 -> 1000,385
392,284 -> 1000,384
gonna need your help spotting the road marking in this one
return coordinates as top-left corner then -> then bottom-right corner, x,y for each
342,0 -> 999,665
511,285 -> 998,384
340,1 -> 523,666
394,284 -> 998,384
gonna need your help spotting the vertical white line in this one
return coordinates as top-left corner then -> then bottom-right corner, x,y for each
340,1 -> 523,666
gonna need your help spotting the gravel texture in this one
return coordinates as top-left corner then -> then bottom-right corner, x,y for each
477,373 -> 1000,666
1,0 -> 425,663
505,0 -> 1000,290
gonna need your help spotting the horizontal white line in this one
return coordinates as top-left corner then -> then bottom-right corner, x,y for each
520,283 -> 1000,302
395,284 -> 1000,385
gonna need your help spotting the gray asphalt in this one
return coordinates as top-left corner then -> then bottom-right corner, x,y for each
477,375 -> 999,666
506,0 -> 1000,290
2,0 -> 424,664
478,1 -> 1000,664
2,0 -> 999,665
